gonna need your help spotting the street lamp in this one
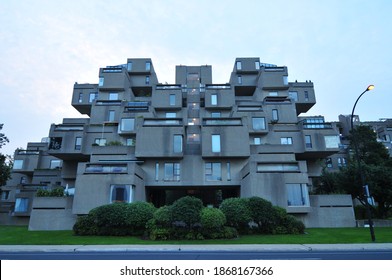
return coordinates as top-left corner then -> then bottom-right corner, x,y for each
350,84 -> 376,242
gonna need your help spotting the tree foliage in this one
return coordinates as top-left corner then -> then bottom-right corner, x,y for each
0,124 -> 11,186
315,125 -> 392,218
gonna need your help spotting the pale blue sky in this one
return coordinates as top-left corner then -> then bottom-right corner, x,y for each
1,0 -> 391,156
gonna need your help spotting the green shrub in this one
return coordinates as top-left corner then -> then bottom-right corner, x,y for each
36,187 -> 64,197
220,197 -> 252,231
153,205 -> 172,227
246,196 -> 276,234
92,203 -> 130,235
171,196 -> 203,229
201,207 -> 226,230
73,213 -> 98,236
125,201 -> 156,235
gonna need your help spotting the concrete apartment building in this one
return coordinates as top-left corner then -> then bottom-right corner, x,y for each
0,57 -> 356,230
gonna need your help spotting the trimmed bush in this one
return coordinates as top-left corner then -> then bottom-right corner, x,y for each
246,196 -> 276,234
171,196 -> 203,229
125,201 -> 156,235
153,205 -> 172,227
201,207 -> 226,229
219,197 -> 252,231
201,207 -> 226,238
73,214 -> 98,236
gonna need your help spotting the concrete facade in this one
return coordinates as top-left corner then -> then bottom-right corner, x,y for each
0,57 -> 357,229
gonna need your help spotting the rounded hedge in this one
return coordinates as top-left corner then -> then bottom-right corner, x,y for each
219,197 -> 252,229
171,196 -> 203,228
200,207 -> 226,229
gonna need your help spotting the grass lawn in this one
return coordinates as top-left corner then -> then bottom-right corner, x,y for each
0,226 -> 391,245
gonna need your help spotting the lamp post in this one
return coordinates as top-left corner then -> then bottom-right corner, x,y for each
350,84 -> 376,242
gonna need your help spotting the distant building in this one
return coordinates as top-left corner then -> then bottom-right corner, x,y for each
0,57 -> 357,229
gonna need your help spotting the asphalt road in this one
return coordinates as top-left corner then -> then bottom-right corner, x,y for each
1,250 -> 392,260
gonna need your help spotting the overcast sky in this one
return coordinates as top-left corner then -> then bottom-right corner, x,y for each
1,0 -> 391,156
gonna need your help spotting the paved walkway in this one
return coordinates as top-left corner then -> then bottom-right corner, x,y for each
1,243 -> 392,252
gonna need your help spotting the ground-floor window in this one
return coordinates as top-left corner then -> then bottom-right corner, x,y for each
286,183 -> 310,206
110,185 -> 134,203
14,197 -> 29,212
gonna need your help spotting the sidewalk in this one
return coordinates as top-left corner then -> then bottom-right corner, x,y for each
1,243 -> 392,252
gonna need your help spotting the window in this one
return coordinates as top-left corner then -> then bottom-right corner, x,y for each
238,75 -> 242,84
304,91 -> 309,101
272,109 -> 279,121
86,164 -> 127,173
94,138 -> 107,146
325,158 -> 333,168
205,163 -> 222,181
255,61 -> 260,70
257,163 -> 299,172
1,190 -> 10,200
337,157 -> 347,167
283,76 -> 288,85
211,112 -> 221,118
324,135 -> 340,148
269,91 -> 278,96
236,61 -> 242,70
120,118 -> 135,132
305,135 -> 312,148
164,163 -> 180,181
109,93 -> 118,100
89,92 -> 98,103
145,76 -> 150,85
252,117 -> 266,130
227,162 -> 231,181
14,198 -> 29,212
108,110 -> 115,122
20,177 -> 27,184
286,184 -> 309,206
127,62 -> 132,71
169,94 -> 175,106
254,137 -> 261,145
281,137 -> 293,145
99,77 -> 104,86
13,159 -> 23,170
166,112 -> 176,118
212,134 -> 221,153
211,94 -> 218,106
110,185 -> 133,203
75,137 -> 82,150
50,159 -> 62,169
78,93 -> 83,103
288,91 -> 298,101
126,138 -> 135,146
173,135 -> 183,153
155,163 -> 159,181
145,61 -> 151,71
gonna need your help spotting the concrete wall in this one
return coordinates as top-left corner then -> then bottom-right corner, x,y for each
302,195 -> 356,227
29,197 -> 76,230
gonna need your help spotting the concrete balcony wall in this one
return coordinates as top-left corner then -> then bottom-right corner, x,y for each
302,194 -> 356,228
99,69 -> 131,90
152,90 -> 183,109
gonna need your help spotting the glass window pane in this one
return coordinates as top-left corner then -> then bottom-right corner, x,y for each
169,94 -> 175,106
173,135 -> 183,153
13,160 -> 24,170
252,117 -> 265,130
110,185 -> 133,203
50,160 -> 62,169
120,118 -> 134,131
212,135 -> 221,153
287,184 -> 309,206
109,93 -> 118,100
15,198 -> 29,212
211,94 -> 217,106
